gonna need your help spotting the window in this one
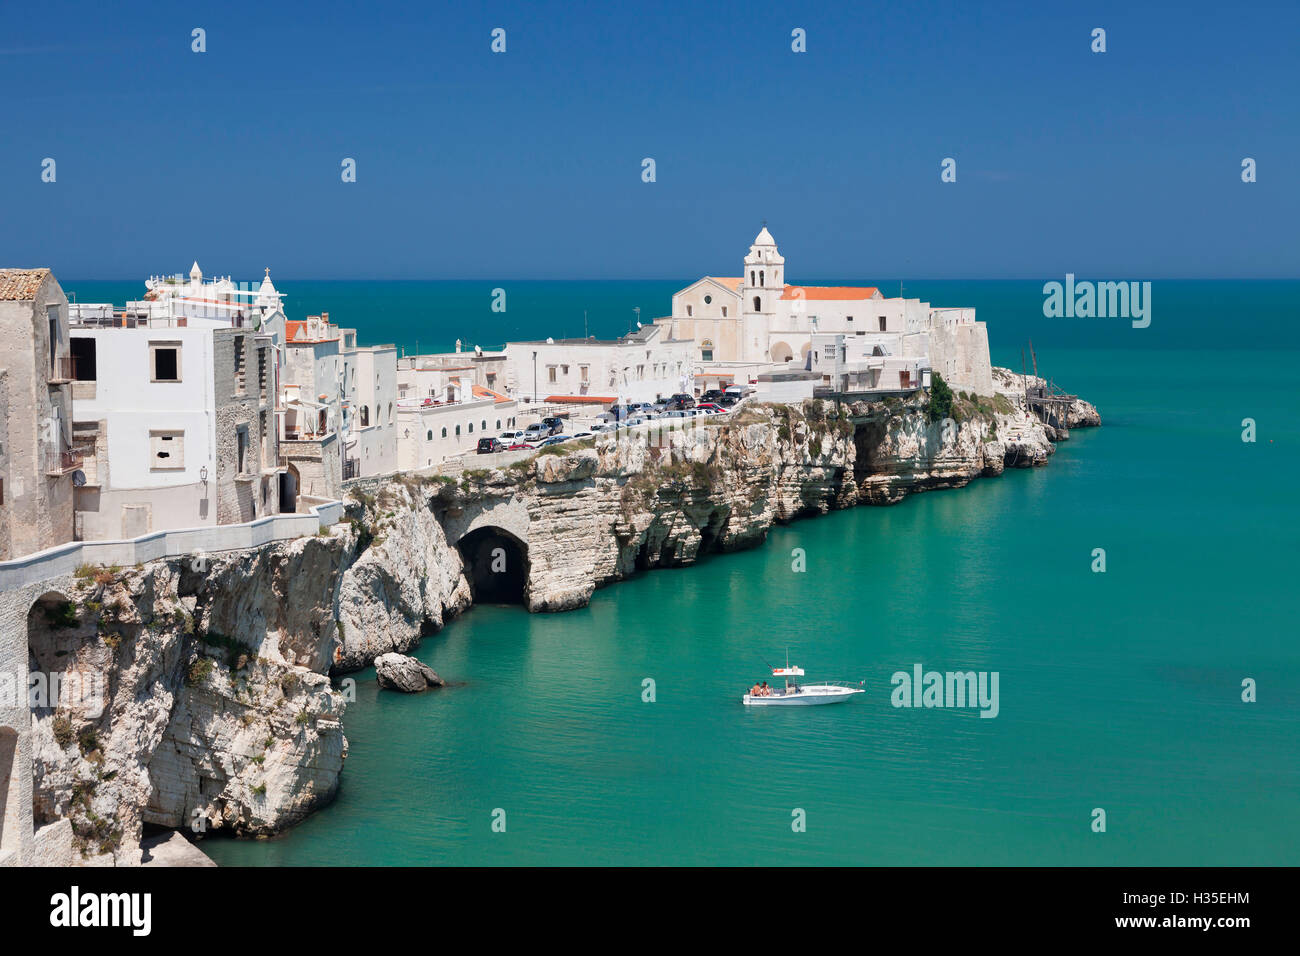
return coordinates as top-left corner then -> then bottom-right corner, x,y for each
703,294 -> 712,305
722,306 -> 728,317
70,337 -> 96,381
150,430 -> 184,470
151,342 -> 181,382
846,316 -> 854,323
760,270 -> 764,285
878,316 -> 887,331
360,405 -> 370,427
441,427 -> 447,438
561,365 -> 569,375
236,425 -> 249,474
753,297 -> 761,311
548,366 -> 557,383
455,425 -> 461,436
580,366 -> 589,382
495,419 -> 501,429
468,422 -> 474,433
750,270 -> 756,285
426,430 -> 433,441
233,336 -> 245,392
686,305 -> 693,317
481,420 -> 487,431
701,340 -> 714,362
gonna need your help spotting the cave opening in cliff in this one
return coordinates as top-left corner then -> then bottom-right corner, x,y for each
456,527 -> 529,605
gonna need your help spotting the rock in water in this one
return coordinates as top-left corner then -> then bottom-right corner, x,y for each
374,653 -> 445,692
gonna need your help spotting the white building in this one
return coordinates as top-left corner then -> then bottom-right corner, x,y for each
504,324 -> 695,406
808,332 -> 932,394
279,312 -> 399,498
657,228 -> 993,396
396,387 -> 520,469
66,264 -> 284,539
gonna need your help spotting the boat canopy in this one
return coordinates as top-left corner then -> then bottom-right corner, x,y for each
772,667 -> 804,677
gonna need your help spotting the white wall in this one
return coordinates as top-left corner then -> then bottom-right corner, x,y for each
70,327 -> 216,492
397,398 -> 521,469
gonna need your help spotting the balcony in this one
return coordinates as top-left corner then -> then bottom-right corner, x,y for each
46,449 -> 84,476
342,458 -> 360,481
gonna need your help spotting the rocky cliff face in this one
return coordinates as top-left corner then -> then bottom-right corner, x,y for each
30,371 -> 1097,859
28,534 -> 353,863
435,374 -> 1097,610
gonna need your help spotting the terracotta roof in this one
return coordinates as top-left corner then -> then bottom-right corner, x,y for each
781,285 -> 880,301
706,276 -> 743,291
545,395 -> 618,404
472,384 -> 511,402
0,268 -> 51,301
284,319 -> 338,344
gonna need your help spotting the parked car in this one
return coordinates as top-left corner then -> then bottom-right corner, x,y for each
696,402 -> 726,414
700,389 -> 727,405
667,393 -> 696,410
499,429 -> 526,444
539,435 -> 567,447
651,400 -> 671,416
523,422 -> 550,441
476,437 -> 504,454
719,393 -> 739,407
541,416 -> 564,435
507,441 -> 531,450
570,432 -> 594,440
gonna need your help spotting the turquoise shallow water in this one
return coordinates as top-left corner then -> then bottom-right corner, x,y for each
65,279 -> 1297,865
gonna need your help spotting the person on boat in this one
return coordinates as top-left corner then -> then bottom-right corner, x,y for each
760,681 -> 771,697
749,683 -> 762,697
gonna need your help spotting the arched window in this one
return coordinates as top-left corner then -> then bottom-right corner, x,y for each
360,405 -> 369,427
441,427 -> 447,438
722,306 -> 728,317
753,296 -> 761,311
455,425 -> 461,436
759,270 -> 764,285
482,420 -> 487,431
468,422 -> 473,433
701,339 -> 714,362
750,270 -> 756,285
686,304 -> 693,317
426,430 -> 433,441
496,419 -> 501,429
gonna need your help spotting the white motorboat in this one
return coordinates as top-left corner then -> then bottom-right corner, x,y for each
742,661 -> 864,707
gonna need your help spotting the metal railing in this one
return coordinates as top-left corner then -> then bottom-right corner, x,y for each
46,449 -> 84,475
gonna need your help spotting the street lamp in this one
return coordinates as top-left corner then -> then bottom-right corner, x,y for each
532,351 -> 538,405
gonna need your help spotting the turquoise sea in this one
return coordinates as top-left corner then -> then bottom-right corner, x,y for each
67,279 -> 1300,865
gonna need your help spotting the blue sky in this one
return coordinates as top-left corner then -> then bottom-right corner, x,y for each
2,0 -> 1297,279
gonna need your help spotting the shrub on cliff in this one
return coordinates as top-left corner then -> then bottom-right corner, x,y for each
926,373 -> 955,424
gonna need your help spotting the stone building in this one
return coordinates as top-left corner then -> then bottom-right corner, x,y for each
0,269 -> 77,560
657,228 -> 994,396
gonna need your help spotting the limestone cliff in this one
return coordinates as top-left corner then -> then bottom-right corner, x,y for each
28,370 -> 1098,858
28,533 -> 352,863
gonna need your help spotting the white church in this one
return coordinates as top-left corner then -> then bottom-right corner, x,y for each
656,227 -> 994,396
